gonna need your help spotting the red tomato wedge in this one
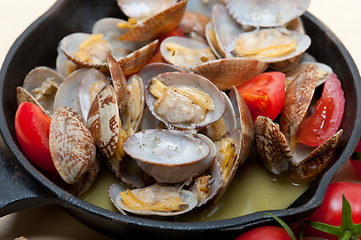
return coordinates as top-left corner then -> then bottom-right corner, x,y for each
296,73 -> 345,147
237,72 -> 285,122
15,102 -> 56,172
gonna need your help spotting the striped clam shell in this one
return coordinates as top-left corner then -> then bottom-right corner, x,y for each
87,84 -> 120,158
49,106 -> 96,184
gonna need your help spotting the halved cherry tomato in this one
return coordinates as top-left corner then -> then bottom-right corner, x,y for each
235,226 -> 292,240
15,102 -> 56,172
237,72 -> 285,122
147,27 -> 184,64
296,73 -> 345,147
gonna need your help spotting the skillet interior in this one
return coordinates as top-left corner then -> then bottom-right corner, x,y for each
0,0 -> 360,238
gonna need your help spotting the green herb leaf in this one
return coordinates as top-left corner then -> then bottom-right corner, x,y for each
341,194 -> 354,230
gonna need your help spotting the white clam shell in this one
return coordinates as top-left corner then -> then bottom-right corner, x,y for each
123,129 -> 216,184
54,68 -> 105,117
224,0 -> 310,27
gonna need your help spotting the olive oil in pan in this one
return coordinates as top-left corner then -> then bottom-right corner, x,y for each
81,158 -> 309,221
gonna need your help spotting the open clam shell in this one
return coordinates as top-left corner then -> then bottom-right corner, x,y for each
232,28 -> 311,64
211,4 -> 246,58
118,0 -> 187,42
192,57 -> 268,91
16,86 -> 50,116
49,106 -> 97,185
160,36 -> 216,72
109,183 -> 197,216
123,129 -> 215,184
92,17 -> 150,57
224,0 -> 310,27
255,116 -> 344,182
60,33 -> 112,71
54,68 -> 106,117
22,66 -> 65,116
145,71 -> 226,130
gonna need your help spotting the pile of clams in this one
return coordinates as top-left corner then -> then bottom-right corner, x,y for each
15,0 -> 344,217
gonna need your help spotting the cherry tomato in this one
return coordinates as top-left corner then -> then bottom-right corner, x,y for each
235,226 -> 291,240
237,72 -> 285,122
304,182 -> 361,240
15,102 -> 56,172
296,73 -> 345,147
147,27 -> 184,64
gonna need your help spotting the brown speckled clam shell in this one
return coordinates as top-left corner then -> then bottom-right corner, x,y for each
49,106 -> 96,184
87,84 -> 120,158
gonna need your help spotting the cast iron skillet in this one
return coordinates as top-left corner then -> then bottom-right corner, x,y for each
0,0 -> 360,239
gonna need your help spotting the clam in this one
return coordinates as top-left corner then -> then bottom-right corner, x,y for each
60,33 -> 112,71
255,116 -> 343,181
49,106 -> 98,189
16,86 -> 49,116
138,63 -> 186,130
109,183 -> 197,216
60,32 -> 158,74
255,65 -> 344,181
117,0 -> 188,42
224,0 -> 310,27
232,28 -> 311,64
123,129 -> 216,183
22,66 -> 65,116
191,128 -> 243,207
211,4 -> 246,58
145,71 -> 226,130
160,36 -> 216,72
